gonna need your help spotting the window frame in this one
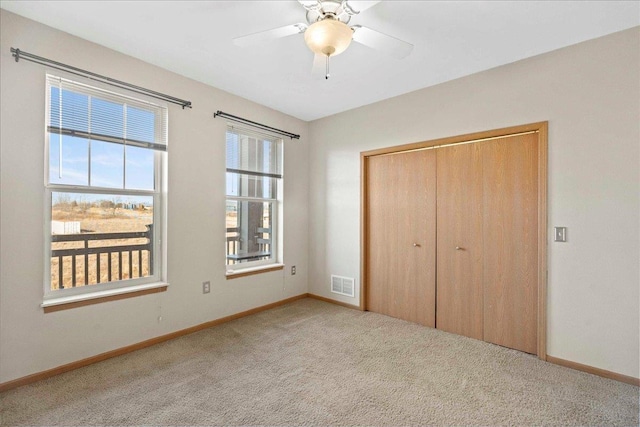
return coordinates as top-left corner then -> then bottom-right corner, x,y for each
42,75 -> 168,302
225,126 -> 283,274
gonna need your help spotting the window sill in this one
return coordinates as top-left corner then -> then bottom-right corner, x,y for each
41,282 -> 169,313
226,264 -> 284,280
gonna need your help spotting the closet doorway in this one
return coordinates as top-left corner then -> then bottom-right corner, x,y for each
361,122 -> 548,358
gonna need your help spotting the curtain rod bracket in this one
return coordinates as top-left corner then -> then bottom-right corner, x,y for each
10,47 -> 192,109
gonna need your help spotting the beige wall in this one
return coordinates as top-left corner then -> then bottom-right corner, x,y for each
308,27 -> 640,378
0,10 -> 309,383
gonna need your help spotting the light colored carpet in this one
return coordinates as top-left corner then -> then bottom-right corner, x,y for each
1,298 -> 638,426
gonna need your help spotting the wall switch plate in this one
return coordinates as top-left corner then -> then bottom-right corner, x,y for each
291,266 -> 296,275
554,227 -> 567,242
202,281 -> 211,294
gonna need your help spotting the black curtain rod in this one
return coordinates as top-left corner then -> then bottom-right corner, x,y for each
10,47 -> 192,109
214,110 -> 300,140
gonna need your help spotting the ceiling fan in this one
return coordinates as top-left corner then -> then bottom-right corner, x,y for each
233,0 -> 413,79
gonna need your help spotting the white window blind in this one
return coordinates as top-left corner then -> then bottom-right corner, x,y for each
47,75 -> 167,152
225,127 -> 282,179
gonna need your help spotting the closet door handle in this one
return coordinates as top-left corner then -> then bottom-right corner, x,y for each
413,243 -> 421,247
455,246 -> 464,250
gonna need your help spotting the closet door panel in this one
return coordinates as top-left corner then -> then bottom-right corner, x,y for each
436,144 -> 483,340
366,150 -> 436,327
482,133 -> 538,354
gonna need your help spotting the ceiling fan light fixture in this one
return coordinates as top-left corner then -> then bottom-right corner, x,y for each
304,19 -> 353,57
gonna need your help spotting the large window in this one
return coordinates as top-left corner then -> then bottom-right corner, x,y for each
225,127 -> 282,271
45,75 -> 167,299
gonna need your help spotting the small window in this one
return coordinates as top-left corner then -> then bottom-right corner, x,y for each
225,127 -> 282,271
45,75 -> 167,298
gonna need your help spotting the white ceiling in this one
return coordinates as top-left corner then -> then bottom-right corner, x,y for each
2,1 -> 639,121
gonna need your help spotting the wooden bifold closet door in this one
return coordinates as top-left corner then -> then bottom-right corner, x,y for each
366,150 -> 437,327
482,134 -> 539,354
436,143 -> 484,341
365,130 -> 541,355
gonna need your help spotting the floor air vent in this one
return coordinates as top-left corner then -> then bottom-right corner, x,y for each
330,275 -> 355,297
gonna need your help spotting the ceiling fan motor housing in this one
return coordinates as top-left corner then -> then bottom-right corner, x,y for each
304,0 -> 357,25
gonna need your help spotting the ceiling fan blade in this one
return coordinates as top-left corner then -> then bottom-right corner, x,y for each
352,25 -> 413,59
311,53 -> 327,79
298,0 -> 321,10
233,23 -> 307,47
345,1 -> 381,14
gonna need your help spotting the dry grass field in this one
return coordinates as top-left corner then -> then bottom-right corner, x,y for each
51,203 -> 153,290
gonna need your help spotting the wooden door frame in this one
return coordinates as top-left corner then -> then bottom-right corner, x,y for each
360,122 -> 548,359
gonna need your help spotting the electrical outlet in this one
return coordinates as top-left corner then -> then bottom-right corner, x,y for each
202,281 -> 211,294
291,266 -> 296,275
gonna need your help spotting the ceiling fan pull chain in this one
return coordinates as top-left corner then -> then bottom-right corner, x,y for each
326,55 -> 330,80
